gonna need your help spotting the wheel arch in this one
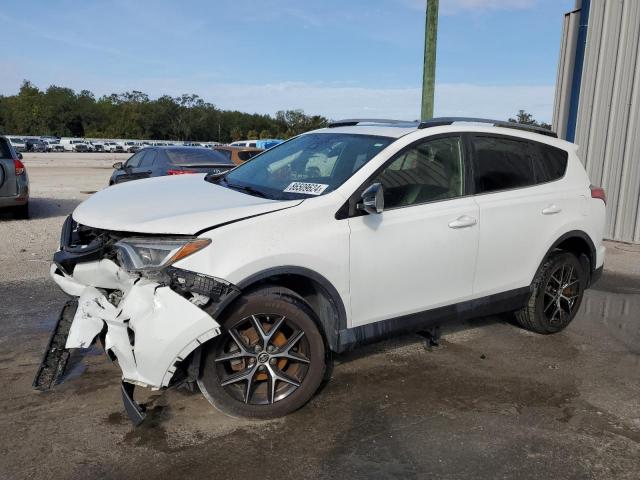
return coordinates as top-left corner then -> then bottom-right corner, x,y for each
537,230 -> 596,284
210,266 -> 347,352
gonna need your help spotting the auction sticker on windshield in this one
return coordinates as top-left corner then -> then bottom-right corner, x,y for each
283,182 -> 329,195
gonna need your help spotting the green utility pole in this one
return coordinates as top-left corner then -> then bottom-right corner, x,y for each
421,0 -> 439,120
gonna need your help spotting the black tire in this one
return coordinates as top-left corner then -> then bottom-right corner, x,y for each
198,285 -> 327,418
515,252 -> 586,334
13,202 -> 29,220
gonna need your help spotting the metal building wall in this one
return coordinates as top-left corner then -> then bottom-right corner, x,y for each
554,0 -> 640,243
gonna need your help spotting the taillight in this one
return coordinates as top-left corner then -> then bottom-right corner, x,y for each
590,185 -> 606,204
14,159 -> 25,175
166,169 -> 197,175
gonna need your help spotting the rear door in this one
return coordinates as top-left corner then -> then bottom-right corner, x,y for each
136,149 -> 157,179
0,138 -> 17,197
469,134 -> 572,297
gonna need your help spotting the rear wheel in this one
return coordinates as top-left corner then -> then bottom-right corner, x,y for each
515,252 -> 585,334
198,286 -> 327,418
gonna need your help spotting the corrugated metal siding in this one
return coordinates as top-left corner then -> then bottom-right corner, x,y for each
553,10 -> 581,139
556,0 -> 640,243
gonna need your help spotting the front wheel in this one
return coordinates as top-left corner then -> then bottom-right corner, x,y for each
198,286 -> 327,418
515,252 -> 586,334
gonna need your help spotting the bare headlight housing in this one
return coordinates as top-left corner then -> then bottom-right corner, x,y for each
115,237 -> 211,271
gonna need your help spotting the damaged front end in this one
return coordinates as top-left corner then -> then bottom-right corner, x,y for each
34,215 -> 237,425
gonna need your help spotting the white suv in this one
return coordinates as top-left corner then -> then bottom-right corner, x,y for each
37,118 -> 606,424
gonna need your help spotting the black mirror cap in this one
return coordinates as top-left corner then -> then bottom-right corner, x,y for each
113,161 -> 123,170
17,153 -> 23,160
359,182 -> 384,214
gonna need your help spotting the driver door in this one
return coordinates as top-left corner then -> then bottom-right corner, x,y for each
348,135 -> 479,327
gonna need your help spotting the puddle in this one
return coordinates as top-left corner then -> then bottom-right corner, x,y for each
580,289 -> 640,355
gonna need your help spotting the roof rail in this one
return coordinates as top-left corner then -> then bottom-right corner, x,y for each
418,117 -> 557,138
327,118 -> 419,128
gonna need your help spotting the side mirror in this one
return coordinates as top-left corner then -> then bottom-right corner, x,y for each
358,182 -> 384,214
113,161 -> 123,170
17,153 -> 23,160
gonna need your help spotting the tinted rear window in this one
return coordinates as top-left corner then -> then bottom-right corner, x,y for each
214,149 -> 233,160
166,148 -> 234,165
472,136 -> 535,193
238,150 -> 260,161
532,143 -> 568,183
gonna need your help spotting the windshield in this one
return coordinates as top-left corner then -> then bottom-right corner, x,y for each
166,148 -> 234,165
219,133 -> 393,200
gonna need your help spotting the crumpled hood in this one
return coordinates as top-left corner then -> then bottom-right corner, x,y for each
73,174 -> 302,234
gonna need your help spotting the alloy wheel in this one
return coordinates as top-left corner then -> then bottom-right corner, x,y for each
543,263 -> 581,325
214,314 -> 311,405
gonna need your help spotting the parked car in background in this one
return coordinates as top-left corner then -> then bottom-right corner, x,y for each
103,142 -> 124,153
229,139 -> 257,148
213,145 -> 263,165
87,141 -> 105,152
108,146 -> 235,185
8,137 -> 27,152
255,139 -> 284,149
60,138 -> 89,152
25,138 -> 47,152
122,141 -> 141,153
0,135 -> 29,218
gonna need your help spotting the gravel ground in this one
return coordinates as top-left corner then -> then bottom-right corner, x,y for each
0,152 -> 128,282
0,153 -> 639,479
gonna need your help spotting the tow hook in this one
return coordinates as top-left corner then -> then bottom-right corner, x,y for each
121,382 -> 147,426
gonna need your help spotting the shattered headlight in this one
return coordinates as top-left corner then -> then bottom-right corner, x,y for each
115,237 -> 211,271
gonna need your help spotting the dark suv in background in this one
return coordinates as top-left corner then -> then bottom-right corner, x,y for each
0,136 -> 29,218
25,138 -> 47,152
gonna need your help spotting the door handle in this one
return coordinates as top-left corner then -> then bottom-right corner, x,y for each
542,205 -> 562,215
448,215 -> 477,229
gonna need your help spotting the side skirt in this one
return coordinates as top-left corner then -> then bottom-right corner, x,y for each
334,287 -> 530,353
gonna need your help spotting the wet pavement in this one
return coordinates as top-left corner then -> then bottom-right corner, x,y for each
1,270 -> 639,479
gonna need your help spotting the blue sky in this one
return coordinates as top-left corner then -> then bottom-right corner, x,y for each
1,0 -> 573,121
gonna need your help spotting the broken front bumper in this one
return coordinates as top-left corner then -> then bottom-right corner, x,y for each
47,259 -> 222,389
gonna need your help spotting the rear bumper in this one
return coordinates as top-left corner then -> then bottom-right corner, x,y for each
0,182 -> 29,207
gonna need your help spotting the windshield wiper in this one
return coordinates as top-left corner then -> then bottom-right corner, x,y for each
222,178 -> 268,198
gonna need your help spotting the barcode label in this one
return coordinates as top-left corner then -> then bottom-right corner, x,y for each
283,182 -> 329,195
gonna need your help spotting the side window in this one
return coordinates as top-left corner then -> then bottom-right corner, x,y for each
531,143 -> 568,183
126,152 -> 143,168
374,136 -> 464,209
139,150 -> 157,167
0,139 -> 12,159
472,136 -> 535,194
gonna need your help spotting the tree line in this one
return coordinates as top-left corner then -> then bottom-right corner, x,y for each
0,81 -> 329,142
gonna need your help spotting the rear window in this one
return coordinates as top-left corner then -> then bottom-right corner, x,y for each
214,148 -> 233,160
166,148 -> 234,165
531,143 -> 568,183
472,136 -> 535,193
238,150 -> 260,161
